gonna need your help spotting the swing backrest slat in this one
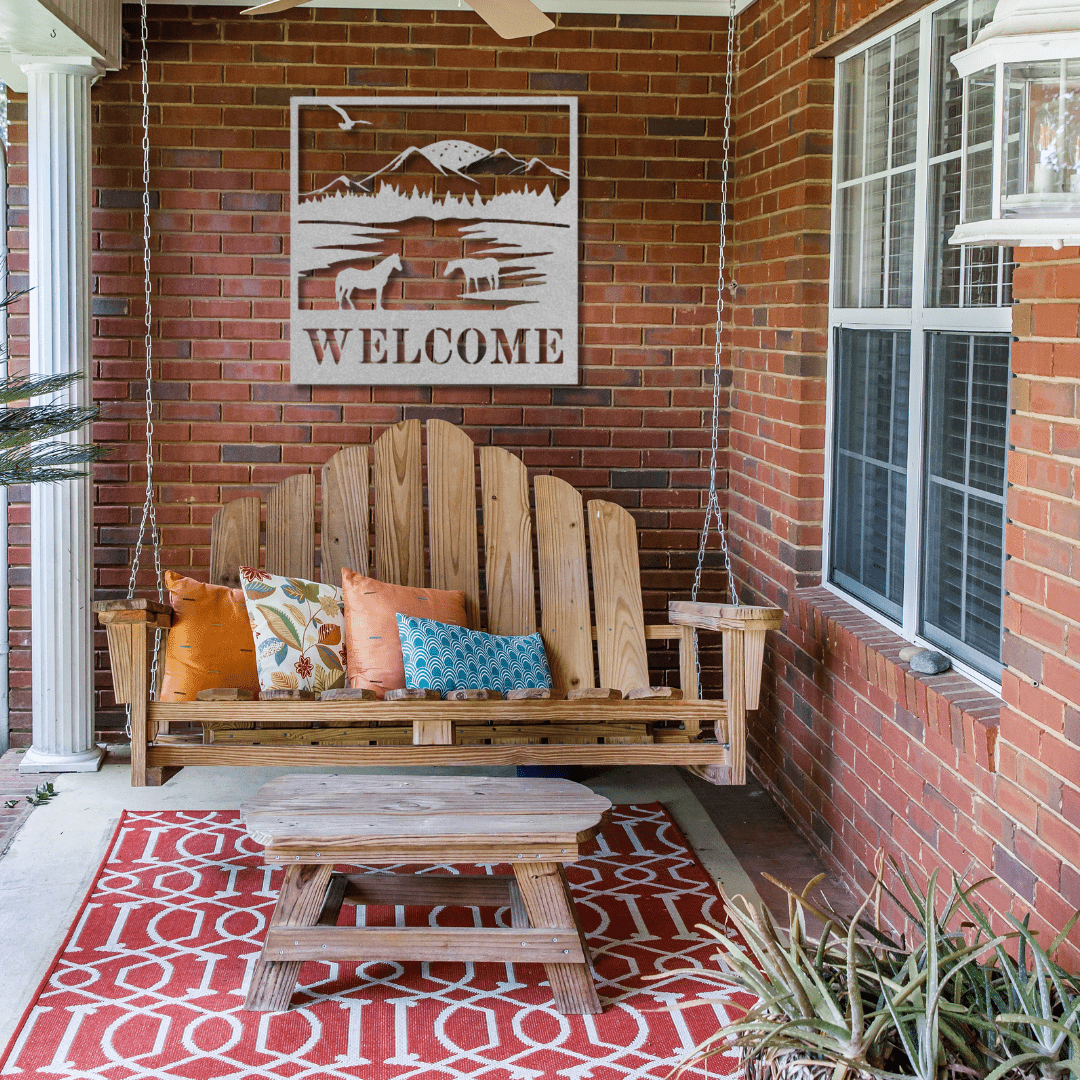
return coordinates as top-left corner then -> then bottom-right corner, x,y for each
209,496 -> 260,589
373,419 -> 423,587
265,473 -> 315,580
321,445 -> 369,584
479,445 -> 536,637
534,474 -> 595,697
427,419 -> 482,631
587,498 -> 651,694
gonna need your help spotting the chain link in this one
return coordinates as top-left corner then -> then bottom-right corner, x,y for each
126,0 -> 164,731
692,0 -> 740,700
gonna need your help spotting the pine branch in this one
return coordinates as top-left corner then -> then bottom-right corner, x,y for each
0,404 -> 100,448
0,371 -> 85,405
0,442 -> 108,486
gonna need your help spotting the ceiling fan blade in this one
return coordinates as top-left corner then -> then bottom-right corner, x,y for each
462,0 -> 555,39
240,0 -> 311,14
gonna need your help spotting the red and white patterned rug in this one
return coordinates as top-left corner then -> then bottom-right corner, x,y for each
2,804 -> 750,1079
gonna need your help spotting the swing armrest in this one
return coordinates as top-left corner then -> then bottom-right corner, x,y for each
93,598 -> 173,629
667,601 -> 783,632
93,600 -> 173,706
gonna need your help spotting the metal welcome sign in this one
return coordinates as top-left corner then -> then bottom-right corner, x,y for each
290,96 -> 579,386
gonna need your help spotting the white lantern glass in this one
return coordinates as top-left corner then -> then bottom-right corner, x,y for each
1000,59 -> 1080,212
949,0 -> 1080,248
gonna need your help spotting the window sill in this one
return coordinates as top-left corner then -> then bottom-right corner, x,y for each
793,586 -> 1001,772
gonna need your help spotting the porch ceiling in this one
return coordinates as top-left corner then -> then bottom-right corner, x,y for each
173,0 -> 755,16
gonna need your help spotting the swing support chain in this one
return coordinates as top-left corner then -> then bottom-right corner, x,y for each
125,0 -> 165,731
690,0 -> 740,698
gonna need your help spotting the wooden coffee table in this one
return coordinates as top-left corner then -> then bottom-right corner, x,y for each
240,773 -> 612,1014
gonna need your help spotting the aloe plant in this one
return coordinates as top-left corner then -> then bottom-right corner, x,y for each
650,857 -> 1080,1080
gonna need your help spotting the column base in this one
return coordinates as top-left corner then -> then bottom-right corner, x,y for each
19,745 -> 104,773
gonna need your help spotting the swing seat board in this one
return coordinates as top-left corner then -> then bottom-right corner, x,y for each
143,742 -> 731,770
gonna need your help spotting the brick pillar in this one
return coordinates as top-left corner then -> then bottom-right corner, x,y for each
1000,248 -> 1080,955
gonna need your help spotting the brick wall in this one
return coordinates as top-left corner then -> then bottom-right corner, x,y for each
4,4 -> 735,743
727,0 -> 1080,956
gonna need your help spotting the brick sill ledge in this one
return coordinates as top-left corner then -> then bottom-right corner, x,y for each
793,586 -> 1001,772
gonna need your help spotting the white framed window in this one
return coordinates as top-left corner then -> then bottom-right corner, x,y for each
825,0 -> 1013,683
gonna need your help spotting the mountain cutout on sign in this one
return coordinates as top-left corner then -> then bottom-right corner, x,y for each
309,141 -> 570,200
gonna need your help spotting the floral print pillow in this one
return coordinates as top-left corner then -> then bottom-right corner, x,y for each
239,567 -> 347,696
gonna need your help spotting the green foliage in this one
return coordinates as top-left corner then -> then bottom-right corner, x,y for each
3,781 -> 57,809
652,856 -> 1080,1080
0,288 -> 106,485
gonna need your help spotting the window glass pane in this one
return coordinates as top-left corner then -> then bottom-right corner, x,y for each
921,332 -> 1009,675
862,177 -> 887,306
930,1 -> 968,157
866,41 -> 892,176
836,186 -> 862,307
831,329 -> 910,620
926,0 -> 1011,310
839,53 -> 866,182
892,26 -> 921,167
927,158 -> 962,306
889,170 -> 916,305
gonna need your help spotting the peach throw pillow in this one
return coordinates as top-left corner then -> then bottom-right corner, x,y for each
341,569 -> 467,698
158,571 -> 260,702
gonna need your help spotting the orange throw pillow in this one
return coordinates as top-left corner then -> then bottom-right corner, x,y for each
341,570 -> 467,698
158,571 -> 260,702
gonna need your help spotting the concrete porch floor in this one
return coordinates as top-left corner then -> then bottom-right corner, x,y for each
0,753 -> 851,1051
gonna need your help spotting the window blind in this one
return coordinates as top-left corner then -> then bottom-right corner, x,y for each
921,333 -> 1009,673
831,329 -> 910,620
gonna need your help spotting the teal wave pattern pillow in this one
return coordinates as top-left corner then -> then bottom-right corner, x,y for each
395,614 -> 553,694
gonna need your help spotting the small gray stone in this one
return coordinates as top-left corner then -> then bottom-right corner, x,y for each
909,650 -> 951,675
899,645 -> 927,662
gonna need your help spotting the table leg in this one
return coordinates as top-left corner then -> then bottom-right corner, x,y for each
245,863 -> 334,1012
512,862 -> 601,1015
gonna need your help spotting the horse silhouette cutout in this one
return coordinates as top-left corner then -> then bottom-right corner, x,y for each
335,254 -> 402,311
444,257 -> 500,294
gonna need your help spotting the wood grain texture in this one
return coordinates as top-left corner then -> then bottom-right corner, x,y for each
626,686 -> 682,700
262,926 -> 584,965
506,688 -> 552,700
196,688 -> 254,701
343,872 -> 517,908
374,420 -> 423,587
667,601 -> 783,631
513,862 -> 601,1014
148,741 -> 731,773
245,863 -> 333,1011
150,698 -> 726,727
321,445 -> 369,584
130,622 -> 149,786
567,688 -> 622,701
209,496 -> 260,588
207,723 -> 651,747
534,474 -> 594,696
385,688 -> 442,702
414,718 -> 455,745
427,419 -> 481,629
479,445 -> 536,636
320,688 -> 377,701
443,688 -> 502,701
265,473 -> 315,580
587,499 -> 650,695
724,627 -> 747,785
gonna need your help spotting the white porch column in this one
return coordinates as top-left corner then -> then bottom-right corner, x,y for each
19,58 -> 104,773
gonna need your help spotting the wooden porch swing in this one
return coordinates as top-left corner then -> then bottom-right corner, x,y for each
93,0 -> 780,788
96,417 -> 780,786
